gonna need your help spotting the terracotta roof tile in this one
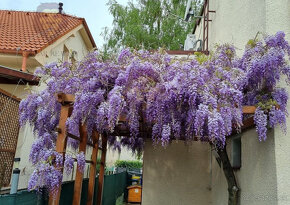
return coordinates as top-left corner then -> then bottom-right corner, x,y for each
0,10 -> 95,55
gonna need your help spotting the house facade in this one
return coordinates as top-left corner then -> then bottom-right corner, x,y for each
142,0 -> 290,205
0,10 -> 96,190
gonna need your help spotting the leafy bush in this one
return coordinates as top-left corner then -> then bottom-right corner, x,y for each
115,160 -> 143,169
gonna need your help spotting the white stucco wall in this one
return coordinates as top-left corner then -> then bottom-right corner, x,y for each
194,0 -> 290,54
106,146 -> 138,168
265,1 -> 290,205
211,129 -> 279,205
194,0 -> 266,54
140,1 -> 290,205
200,1 -> 290,204
142,129 -> 280,205
35,25 -> 90,66
142,140 -> 211,205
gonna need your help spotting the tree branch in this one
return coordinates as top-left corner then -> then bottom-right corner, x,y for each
217,146 -> 239,205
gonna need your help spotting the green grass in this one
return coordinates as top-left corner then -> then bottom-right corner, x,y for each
115,194 -> 125,205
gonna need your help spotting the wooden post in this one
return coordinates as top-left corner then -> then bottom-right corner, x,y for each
86,131 -> 100,205
72,124 -> 88,205
96,134 -> 107,205
49,104 -> 72,205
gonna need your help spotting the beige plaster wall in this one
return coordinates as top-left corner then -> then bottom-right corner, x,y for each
211,129 -> 279,205
142,129 -> 279,205
106,146 -> 138,168
142,140 -> 211,205
35,25 -> 90,66
192,0 -> 290,204
265,1 -> 290,204
194,0 -> 266,55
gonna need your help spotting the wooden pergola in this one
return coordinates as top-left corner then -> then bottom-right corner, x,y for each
49,93 -> 257,205
49,93 -> 107,205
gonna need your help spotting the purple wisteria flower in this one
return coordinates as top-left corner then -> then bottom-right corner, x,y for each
76,152 -> 86,173
19,31 -> 290,195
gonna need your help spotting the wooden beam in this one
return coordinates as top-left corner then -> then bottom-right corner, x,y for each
86,131 -> 100,205
0,65 -> 39,85
57,93 -> 75,104
0,149 -> 15,153
242,106 -> 256,114
166,50 -> 207,55
55,93 -> 257,116
241,117 -> 254,130
67,132 -> 95,147
72,124 -> 88,205
97,134 -> 107,205
67,132 -> 81,141
0,88 -> 21,102
49,105 -> 72,205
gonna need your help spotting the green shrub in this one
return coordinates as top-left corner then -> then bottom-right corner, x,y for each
114,160 -> 143,169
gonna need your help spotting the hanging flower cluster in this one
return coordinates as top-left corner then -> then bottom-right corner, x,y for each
241,31 -> 290,140
19,31 -> 290,194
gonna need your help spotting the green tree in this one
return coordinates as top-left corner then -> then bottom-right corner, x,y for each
103,0 -> 202,52
115,160 -> 143,169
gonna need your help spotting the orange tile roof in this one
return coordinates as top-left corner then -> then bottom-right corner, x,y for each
0,10 -> 96,55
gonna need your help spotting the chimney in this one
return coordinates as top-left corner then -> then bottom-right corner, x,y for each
58,2 -> 63,14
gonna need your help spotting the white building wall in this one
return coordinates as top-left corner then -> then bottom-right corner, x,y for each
106,146 -> 138,168
142,129 -> 279,205
35,26 -> 89,66
211,129 -> 279,205
203,0 -> 290,204
265,1 -> 290,204
195,0 -> 266,55
141,0 -> 290,204
142,140 -> 211,205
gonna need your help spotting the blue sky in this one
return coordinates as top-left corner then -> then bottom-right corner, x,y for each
0,0 -> 129,48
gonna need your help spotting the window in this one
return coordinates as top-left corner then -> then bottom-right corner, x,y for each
231,134 -> 241,169
63,45 -> 69,62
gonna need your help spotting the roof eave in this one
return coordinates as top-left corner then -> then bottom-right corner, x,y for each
0,49 -> 36,56
81,18 -> 97,49
0,65 -> 39,85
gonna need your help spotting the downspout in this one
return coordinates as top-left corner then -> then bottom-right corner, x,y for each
21,51 -> 29,72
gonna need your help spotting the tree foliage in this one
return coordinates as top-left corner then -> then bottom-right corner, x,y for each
103,0 -> 202,52
115,160 -> 143,169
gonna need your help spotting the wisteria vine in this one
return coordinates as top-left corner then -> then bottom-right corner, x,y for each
19,31 -> 290,194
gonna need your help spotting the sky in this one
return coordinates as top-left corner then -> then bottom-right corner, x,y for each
0,0 -> 129,48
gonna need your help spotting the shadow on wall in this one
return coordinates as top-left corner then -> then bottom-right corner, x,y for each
142,140 -> 211,205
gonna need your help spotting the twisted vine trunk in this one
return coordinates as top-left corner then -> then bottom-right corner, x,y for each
217,147 -> 239,205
